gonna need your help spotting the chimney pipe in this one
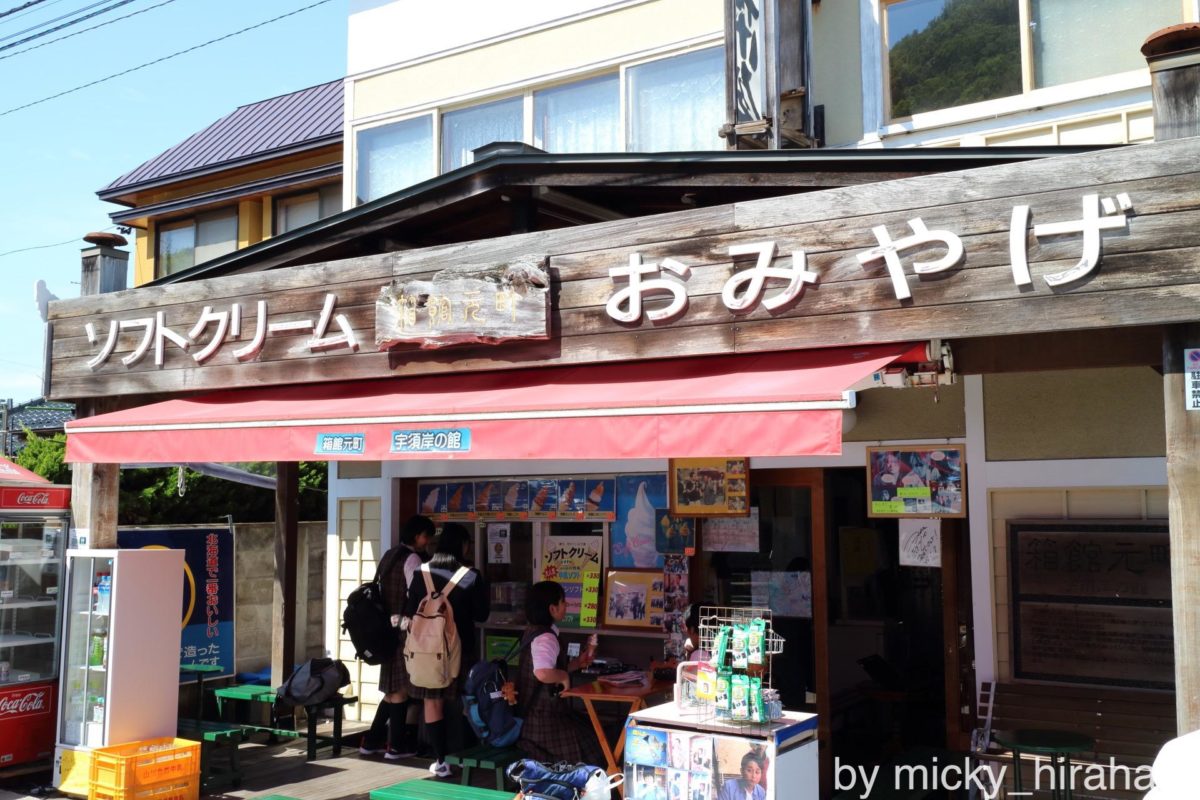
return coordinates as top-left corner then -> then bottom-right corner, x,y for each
1142,23 -> 1200,141
80,231 -> 128,296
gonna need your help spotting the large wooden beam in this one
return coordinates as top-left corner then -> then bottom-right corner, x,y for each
272,462 -> 299,685
1162,326 -> 1200,733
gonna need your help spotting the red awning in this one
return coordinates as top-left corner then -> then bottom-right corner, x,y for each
65,343 -> 923,464
0,456 -> 50,484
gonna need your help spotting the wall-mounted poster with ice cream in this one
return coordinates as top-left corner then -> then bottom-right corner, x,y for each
557,479 -> 586,518
443,482 -> 475,518
419,483 -> 447,516
611,474 -> 667,568
527,479 -> 558,516
502,481 -> 530,516
474,481 -> 503,516
584,478 -> 616,520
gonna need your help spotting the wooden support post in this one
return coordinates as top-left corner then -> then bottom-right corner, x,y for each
272,462 -> 299,686
1163,325 -> 1200,734
69,404 -> 119,549
1145,23 -> 1200,736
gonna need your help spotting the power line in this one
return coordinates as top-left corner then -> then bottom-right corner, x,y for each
0,0 -> 140,53
0,0 -> 173,60
0,224 -> 121,258
0,0 -> 112,43
0,1 -> 49,22
0,0 -> 334,118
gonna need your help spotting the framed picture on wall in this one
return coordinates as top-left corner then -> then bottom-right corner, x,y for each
668,457 -> 750,517
866,445 -> 966,518
602,569 -> 665,630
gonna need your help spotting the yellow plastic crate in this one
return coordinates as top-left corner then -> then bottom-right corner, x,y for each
90,775 -> 198,800
89,738 -> 200,800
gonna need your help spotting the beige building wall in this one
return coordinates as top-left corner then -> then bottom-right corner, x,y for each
844,382 -> 965,442
989,488 -> 1168,681
351,0 -> 723,121
810,0 -> 864,147
983,367 -> 1165,461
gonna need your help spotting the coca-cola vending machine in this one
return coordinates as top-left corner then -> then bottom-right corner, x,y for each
0,456 -> 69,770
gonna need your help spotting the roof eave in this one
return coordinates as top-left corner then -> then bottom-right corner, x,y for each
146,143 -> 1120,287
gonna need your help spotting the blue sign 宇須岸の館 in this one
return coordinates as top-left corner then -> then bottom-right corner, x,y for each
390,428 -> 471,454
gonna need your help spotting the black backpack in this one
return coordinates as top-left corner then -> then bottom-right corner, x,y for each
342,546 -> 407,665
462,628 -> 546,747
275,658 -> 351,709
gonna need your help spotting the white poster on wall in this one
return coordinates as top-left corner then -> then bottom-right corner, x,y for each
486,523 -> 511,564
750,570 -> 812,618
899,518 -> 941,568
702,507 -> 759,552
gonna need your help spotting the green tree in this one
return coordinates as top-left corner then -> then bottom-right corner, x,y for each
889,0 -> 1022,118
13,429 -> 327,525
13,428 -> 71,484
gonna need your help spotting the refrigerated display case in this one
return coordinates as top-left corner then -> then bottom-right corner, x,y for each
625,703 -> 818,800
0,464 -> 70,770
54,548 -> 184,796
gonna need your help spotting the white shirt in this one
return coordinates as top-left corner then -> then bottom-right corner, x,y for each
530,625 -> 560,671
402,551 -> 423,590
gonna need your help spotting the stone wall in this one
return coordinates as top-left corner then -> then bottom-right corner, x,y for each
234,521 -> 327,675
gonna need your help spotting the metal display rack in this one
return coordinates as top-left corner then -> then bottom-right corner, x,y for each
674,605 -> 785,731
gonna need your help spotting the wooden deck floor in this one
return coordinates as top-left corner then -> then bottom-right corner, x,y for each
209,737 -> 432,800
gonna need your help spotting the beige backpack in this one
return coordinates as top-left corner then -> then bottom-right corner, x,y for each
404,564 -> 470,689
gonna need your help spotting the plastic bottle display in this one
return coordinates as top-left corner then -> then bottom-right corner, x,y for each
94,574 -> 111,615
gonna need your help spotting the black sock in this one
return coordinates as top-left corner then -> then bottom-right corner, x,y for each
427,719 -> 447,762
367,701 -> 390,746
388,700 -> 408,752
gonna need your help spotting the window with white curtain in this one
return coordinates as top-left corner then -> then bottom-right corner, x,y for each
441,96 -> 524,172
356,116 -> 435,204
533,74 -> 620,153
352,46 -> 727,204
627,46 -> 725,152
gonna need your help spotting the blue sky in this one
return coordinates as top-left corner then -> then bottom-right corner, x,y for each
0,0 -> 347,406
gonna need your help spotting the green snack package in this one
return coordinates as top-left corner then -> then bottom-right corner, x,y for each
713,624 -> 731,666
731,674 -> 750,720
748,618 -> 766,665
751,676 -> 765,722
731,624 -> 749,669
716,668 -> 732,715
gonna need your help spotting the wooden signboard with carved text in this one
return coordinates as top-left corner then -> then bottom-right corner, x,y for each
45,135 -> 1200,399
1009,519 -> 1172,689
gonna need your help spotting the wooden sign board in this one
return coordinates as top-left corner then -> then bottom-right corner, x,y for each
45,135 -> 1200,399
375,258 -> 550,349
1009,519 -> 1172,689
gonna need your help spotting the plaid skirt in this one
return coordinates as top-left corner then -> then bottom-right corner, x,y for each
378,631 -> 409,695
518,693 -> 605,767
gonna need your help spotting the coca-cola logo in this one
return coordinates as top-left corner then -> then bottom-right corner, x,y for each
14,492 -> 50,506
0,690 -> 46,717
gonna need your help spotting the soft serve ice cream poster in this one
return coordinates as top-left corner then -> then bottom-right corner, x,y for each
611,474 -> 667,568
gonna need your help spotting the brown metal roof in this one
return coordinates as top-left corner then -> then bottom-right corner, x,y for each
99,80 -> 343,197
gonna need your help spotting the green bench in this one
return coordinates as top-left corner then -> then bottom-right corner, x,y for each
177,719 -> 245,790
371,778 -> 515,800
443,744 -> 525,791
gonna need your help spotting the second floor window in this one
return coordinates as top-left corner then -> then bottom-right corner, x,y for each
441,96 -> 524,172
884,0 -> 1182,120
275,184 -> 343,235
627,46 -> 724,151
357,115 -> 435,204
156,208 -> 238,277
533,74 -> 620,153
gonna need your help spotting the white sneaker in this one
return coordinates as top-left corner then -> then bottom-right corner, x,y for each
385,747 -> 417,760
428,760 -> 452,778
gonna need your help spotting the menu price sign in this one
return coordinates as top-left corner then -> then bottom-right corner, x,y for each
540,535 -> 602,628
1186,348 -> 1200,410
